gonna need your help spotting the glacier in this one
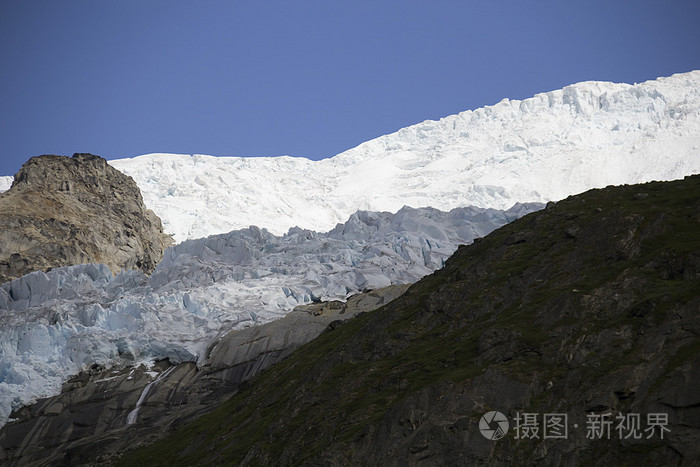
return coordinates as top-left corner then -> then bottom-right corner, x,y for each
109,71 -> 700,243
0,203 -> 541,427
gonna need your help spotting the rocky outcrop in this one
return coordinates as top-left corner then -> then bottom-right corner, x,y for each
0,154 -> 172,284
205,284 -> 411,383
117,175 -> 700,466
0,285 -> 408,466
0,362 -> 200,466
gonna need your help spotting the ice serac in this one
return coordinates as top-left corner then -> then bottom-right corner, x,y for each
0,202 -> 541,427
0,153 -> 173,284
110,71 -> 700,243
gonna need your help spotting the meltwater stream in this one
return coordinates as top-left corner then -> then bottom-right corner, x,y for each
126,366 -> 176,425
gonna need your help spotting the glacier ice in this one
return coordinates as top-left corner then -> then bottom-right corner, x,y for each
109,71 -> 700,243
0,203 -> 541,427
0,176 -> 12,193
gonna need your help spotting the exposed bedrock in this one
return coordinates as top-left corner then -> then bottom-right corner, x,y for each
0,153 -> 173,284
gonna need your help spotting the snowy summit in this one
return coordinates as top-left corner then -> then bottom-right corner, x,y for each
110,71 -> 700,243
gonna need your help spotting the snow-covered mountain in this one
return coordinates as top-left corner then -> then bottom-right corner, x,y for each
110,71 -> 700,243
2,70 -> 699,430
0,203 -> 539,426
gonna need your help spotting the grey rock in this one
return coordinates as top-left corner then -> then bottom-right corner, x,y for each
205,284 -> 410,382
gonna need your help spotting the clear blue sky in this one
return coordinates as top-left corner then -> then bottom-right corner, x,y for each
1,0 -> 699,176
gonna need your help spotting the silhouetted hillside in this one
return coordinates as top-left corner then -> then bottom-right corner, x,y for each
119,175 -> 700,466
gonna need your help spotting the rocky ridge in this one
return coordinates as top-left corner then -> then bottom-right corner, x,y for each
0,153 -> 173,284
118,175 -> 700,466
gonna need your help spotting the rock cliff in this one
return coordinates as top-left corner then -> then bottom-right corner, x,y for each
0,153 -> 172,284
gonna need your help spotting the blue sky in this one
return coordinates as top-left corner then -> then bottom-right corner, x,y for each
1,0 -> 699,176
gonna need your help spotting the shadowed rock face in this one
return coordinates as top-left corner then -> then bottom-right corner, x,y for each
0,153 -> 173,284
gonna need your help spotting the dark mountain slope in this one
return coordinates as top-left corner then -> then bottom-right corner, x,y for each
120,175 -> 700,466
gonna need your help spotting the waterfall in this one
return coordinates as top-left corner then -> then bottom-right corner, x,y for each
126,366 -> 176,425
